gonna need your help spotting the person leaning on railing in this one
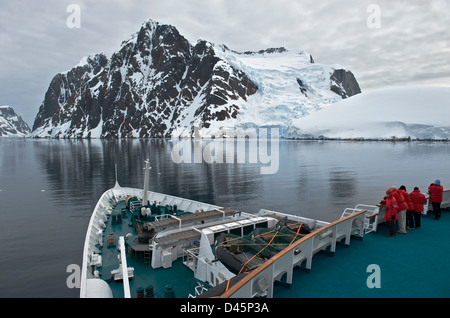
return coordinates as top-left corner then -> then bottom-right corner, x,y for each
409,187 -> 427,229
382,189 -> 399,237
428,180 -> 444,220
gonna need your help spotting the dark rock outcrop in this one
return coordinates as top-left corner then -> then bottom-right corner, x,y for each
0,106 -> 31,137
330,69 -> 361,99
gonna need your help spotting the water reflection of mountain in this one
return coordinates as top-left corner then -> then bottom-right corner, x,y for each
32,139 -> 262,211
33,140 -> 113,210
28,138 -> 450,221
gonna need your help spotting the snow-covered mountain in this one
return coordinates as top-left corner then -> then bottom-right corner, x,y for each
31,19 -> 360,139
0,106 -> 31,137
291,86 -> 450,140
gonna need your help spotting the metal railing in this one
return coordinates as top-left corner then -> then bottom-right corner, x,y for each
341,204 -> 380,234
217,209 -> 367,298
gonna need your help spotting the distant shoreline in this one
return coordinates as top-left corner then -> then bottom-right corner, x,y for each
12,135 -> 450,142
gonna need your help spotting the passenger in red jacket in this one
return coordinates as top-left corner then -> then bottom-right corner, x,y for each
399,185 -> 415,230
383,188 -> 399,237
392,186 -> 408,234
428,179 -> 443,220
410,187 -> 427,229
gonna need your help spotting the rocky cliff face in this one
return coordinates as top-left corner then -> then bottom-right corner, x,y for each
0,106 -> 31,137
330,69 -> 361,98
31,19 -> 361,139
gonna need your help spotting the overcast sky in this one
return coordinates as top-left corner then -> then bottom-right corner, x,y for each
1,0 -> 449,126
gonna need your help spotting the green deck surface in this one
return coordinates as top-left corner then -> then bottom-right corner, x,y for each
97,200 -> 450,298
274,212 -> 450,298
96,201 -> 199,298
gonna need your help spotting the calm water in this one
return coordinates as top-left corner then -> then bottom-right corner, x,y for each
0,138 -> 449,297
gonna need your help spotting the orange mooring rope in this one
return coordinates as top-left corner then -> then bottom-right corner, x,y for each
238,230 -> 279,275
289,224 -> 302,246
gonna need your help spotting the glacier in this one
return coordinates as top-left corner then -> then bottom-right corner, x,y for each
290,86 -> 450,140
177,45 -> 353,138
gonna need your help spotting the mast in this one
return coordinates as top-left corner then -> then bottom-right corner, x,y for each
142,159 -> 151,207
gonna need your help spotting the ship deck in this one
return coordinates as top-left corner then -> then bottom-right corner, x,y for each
93,197 -> 450,298
273,211 -> 450,298
95,201 -> 200,298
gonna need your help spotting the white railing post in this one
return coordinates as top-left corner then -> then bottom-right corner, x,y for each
119,236 -> 131,298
